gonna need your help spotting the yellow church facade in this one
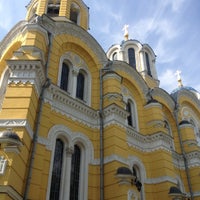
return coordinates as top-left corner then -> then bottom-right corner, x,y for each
0,0 -> 200,200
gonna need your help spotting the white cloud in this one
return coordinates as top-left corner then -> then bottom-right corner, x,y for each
164,0 -> 186,12
159,69 -> 178,92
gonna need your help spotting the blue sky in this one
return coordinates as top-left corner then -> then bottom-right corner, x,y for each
0,0 -> 200,93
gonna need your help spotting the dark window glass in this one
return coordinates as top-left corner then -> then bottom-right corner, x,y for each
76,72 -> 85,100
128,48 -> 136,69
145,52 -> 152,76
60,62 -> 69,92
70,9 -> 78,23
127,102 -> 133,126
47,4 -> 60,17
70,145 -> 81,200
50,139 -> 64,200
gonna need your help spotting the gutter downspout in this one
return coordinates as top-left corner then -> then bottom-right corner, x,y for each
99,68 -> 104,200
23,16 -> 52,200
174,104 -> 194,200
99,62 -> 113,200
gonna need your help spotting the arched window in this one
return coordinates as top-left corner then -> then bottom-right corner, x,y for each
126,100 -> 138,129
126,102 -> 133,126
132,166 -> 142,192
76,72 -> 85,100
70,3 -> 80,24
50,139 -> 64,200
47,0 -> 60,17
128,48 -> 136,69
70,145 -> 81,200
145,52 -> 152,76
112,52 -> 118,60
60,62 -> 69,92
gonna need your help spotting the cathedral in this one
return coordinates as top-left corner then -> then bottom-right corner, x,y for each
0,0 -> 200,199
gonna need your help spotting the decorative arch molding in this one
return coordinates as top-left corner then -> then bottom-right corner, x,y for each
37,15 -> 107,66
121,40 -> 143,55
46,124 -> 94,163
142,44 -> 156,57
57,51 -> 92,105
0,67 -> 10,108
128,156 -> 146,182
174,89 -> 200,111
0,21 -> 27,58
46,124 -> 92,200
112,60 -> 149,102
151,87 -> 175,112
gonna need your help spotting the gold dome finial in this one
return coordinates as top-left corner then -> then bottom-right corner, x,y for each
175,70 -> 183,87
122,24 -> 129,41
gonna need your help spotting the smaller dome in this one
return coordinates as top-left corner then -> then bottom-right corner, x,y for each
168,186 -> 182,196
116,167 -> 132,175
0,130 -> 21,142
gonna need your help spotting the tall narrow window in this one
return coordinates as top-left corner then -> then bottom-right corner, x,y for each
145,52 -> 152,76
127,102 -> 133,126
50,139 -> 64,200
76,72 -> 85,100
60,62 -> 69,92
70,145 -> 81,200
128,48 -> 136,69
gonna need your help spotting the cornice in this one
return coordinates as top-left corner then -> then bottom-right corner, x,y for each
127,127 -> 173,152
103,104 -> 128,128
0,119 -> 33,139
172,151 -> 200,169
6,59 -> 46,96
44,84 -> 99,129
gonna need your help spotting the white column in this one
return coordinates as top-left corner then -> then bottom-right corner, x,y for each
71,66 -> 79,98
63,146 -> 74,200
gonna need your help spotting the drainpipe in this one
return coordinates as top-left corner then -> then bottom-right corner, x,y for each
174,103 -> 194,200
23,16 -> 52,200
99,62 -> 113,200
99,68 -> 104,200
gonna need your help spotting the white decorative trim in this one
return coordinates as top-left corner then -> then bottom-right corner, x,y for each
0,67 -> 10,109
103,104 -> 128,128
44,84 -> 99,129
0,185 -> 22,200
186,151 -> 200,167
46,125 -> 94,163
46,124 -> 92,200
127,127 -> 174,152
0,119 -> 33,139
58,52 -> 92,105
0,156 -> 7,175
37,15 -> 107,66
7,60 -> 45,96
0,21 -> 27,57
172,151 -> 200,169
145,176 -> 177,184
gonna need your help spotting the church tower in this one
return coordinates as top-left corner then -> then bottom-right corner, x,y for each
0,1 -> 200,200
